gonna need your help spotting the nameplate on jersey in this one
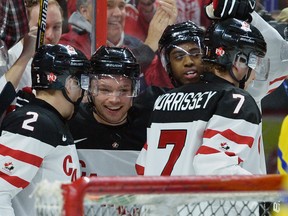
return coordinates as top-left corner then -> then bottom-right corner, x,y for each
153,91 -> 216,111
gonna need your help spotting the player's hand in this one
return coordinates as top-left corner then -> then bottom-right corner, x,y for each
205,0 -> 256,21
22,26 -> 37,59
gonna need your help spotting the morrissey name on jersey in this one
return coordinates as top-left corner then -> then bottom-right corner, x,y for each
154,91 -> 216,111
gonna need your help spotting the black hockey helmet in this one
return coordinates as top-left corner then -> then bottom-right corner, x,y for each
158,20 -> 205,70
203,18 -> 267,70
90,46 -> 140,79
32,44 -> 90,90
90,46 -> 140,97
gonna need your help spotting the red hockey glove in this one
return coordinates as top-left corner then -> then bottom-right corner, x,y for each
205,0 -> 256,21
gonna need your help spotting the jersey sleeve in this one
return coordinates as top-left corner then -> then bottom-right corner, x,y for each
0,112 -> 56,213
193,91 -> 263,175
249,12 -> 288,105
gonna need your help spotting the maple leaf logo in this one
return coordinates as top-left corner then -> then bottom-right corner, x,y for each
4,162 -> 14,171
220,142 -> 230,150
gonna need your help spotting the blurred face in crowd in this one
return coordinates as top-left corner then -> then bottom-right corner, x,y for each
107,0 -> 126,45
169,42 -> 203,85
28,1 -> 63,45
79,0 -> 93,23
90,74 -> 133,126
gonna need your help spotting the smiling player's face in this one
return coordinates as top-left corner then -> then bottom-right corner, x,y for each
90,75 -> 133,126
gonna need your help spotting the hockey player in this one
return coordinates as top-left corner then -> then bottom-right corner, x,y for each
157,19 -> 205,87
67,45 -> 159,177
0,44 -> 90,216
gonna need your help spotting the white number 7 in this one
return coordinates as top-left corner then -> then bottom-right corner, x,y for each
232,94 -> 245,114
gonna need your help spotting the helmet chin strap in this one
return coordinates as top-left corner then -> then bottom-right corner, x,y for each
229,66 -> 252,89
239,68 -> 252,89
62,88 -> 85,119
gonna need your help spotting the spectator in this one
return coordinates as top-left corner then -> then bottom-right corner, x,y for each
176,0 -> 211,28
0,0 -> 29,50
275,7 -> 288,23
66,0 -> 159,42
56,0 -> 70,33
59,0 -> 92,58
0,44 -> 90,216
67,0 -> 77,18
0,0 -> 63,92
124,0 -> 157,42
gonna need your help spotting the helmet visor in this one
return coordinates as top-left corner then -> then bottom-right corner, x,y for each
160,38 -> 203,70
79,74 -> 90,91
280,41 -> 288,62
249,54 -> 270,81
233,52 -> 270,81
89,74 -> 139,97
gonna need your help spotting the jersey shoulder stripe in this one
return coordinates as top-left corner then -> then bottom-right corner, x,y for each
0,171 -> 30,189
0,143 -> 43,167
2,103 -> 73,147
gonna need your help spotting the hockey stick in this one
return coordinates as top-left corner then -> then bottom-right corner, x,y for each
35,0 -> 49,51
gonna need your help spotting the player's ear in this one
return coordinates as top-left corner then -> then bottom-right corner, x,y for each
65,76 -> 78,92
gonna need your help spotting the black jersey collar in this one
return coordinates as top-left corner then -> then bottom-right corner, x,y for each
200,72 -> 235,86
30,98 -> 66,123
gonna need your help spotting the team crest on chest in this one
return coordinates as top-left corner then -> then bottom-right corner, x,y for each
220,142 -> 230,150
112,142 -> 119,149
2,161 -> 15,174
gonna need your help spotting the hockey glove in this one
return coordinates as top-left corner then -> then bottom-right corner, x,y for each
205,0 -> 256,21
16,87 -> 34,108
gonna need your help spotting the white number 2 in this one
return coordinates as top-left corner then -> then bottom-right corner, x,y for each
232,94 -> 245,114
22,112 -> 39,131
